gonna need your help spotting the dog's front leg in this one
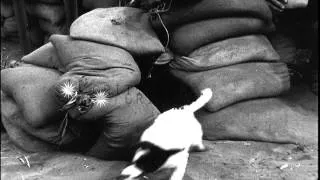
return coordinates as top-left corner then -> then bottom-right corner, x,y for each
169,151 -> 189,180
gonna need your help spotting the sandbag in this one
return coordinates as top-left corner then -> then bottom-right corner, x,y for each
81,87 -> 160,160
70,7 -> 165,56
3,16 -> 17,34
170,35 -> 280,71
1,65 -> 71,149
196,97 -> 318,145
26,3 -> 65,24
82,0 -> 119,10
21,42 -> 63,70
50,34 -> 141,104
150,0 -> 273,31
170,17 -> 275,56
1,65 -> 64,127
171,62 -> 290,112
1,1 -> 14,18
38,19 -> 68,34
1,65 -> 101,152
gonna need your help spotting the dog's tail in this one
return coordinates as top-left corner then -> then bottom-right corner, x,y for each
185,88 -> 212,112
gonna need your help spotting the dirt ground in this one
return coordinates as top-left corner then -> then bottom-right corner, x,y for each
1,39 -> 318,180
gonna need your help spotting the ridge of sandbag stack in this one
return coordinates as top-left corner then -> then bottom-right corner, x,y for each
150,0 -> 273,31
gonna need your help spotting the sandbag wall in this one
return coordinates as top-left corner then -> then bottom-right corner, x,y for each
25,0 -> 67,44
1,0 -> 17,39
0,0 -> 66,47
151,0 -> 290,111
1,7 -> 164,160
147,0 -> 316,145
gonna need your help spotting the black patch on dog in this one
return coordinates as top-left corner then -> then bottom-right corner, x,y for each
133,141 -> 183,173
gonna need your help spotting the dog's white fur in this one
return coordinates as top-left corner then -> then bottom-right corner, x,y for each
121,88 -> 213,180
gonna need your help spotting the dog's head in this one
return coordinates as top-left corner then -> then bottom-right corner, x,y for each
120,141 -> 183,179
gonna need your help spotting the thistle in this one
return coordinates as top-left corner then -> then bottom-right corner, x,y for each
60,81 -> 76,99
92,91 -> 109,107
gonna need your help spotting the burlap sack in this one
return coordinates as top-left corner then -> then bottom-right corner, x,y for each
26,3 -> 65,24
1,65 -> 74,150
196,97 -> 318,145
50,34 -> 141,103
1,65 -> 64,127
171,62 -> 290,112
81,87 -> 160,160
1,1 -> 14,18
170,17 -> 275,56
170,35 -> 280,71
3,16 -> 17,34
150,0 -> 272,31
1,64 -> 102,152
21,42 -> 63,70
38,19 -> 68,34
82,0 -> 119,10
70,7 -> 165,56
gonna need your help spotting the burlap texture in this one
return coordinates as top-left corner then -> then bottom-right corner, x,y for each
50,34 -> 141,103
21,42 -> 63,71
170,35 -> 280,71
150,0 -> 272,31
0,65 -> 82,151
197,97 -> 318,145
170,17 -> 275,56
171,62 -> 290,112
83,87 -> 160,160
70,7 -> 165,56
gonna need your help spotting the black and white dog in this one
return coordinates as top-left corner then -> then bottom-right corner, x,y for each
120,88 -> 213,180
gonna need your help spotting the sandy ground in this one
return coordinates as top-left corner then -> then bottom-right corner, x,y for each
1,39 -> 318,180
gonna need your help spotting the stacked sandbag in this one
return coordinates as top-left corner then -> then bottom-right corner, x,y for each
77,87 -> 160,160
1,64 -> 160,158
49,34 -> 141,104
1,64 -> 94,152
169,34 -> 290,112
196,96 -> 318,145
70,7 -> 165,57
171,62 -> 290,112
25,0 -> 67,44
1,0 -> 17,39
19,33 -> 160,159
149,0 -> 274,55
159,0 -> 299,145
